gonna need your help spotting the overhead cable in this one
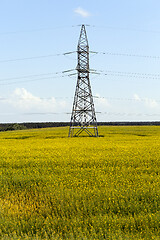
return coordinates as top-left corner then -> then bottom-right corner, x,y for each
0,25 -> 81,36
0,51 -> 76,63
2,25 -> 160,36
95,69 -> 160,77
91,25 -> 160,34
93,96 -> 160,103
0,96 -> 159,103
92,51 -> 160,59
0,69 -> 75,82
1,111 -> 160,117
92,70 -> 160,80
0,73 -> 77,85
1,50 -> 160,64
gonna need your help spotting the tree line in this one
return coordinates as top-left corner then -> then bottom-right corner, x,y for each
0,121 -> 160,132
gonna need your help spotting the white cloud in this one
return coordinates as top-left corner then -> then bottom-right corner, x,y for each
134,94 -> 141,101
134,93 -> 159,108
94,94 -> 110,109
74,7 -> 91,18
145,98 -> 158,108
7,88 -> 67,112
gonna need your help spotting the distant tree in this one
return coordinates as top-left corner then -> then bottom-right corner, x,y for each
5,123 -> 27,131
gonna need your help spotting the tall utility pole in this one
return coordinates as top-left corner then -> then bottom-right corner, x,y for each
69,25 -> 98,137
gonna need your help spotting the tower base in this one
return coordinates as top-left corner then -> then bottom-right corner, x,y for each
69,125 -> 98,137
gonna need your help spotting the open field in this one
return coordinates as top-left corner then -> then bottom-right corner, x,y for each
0,126 -> 160,239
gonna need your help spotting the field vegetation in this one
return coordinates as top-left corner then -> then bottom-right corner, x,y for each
1,126 -> 160,239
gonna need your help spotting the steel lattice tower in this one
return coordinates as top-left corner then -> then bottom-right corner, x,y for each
69,25 -> 98,137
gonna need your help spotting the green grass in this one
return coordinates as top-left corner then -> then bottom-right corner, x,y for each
0,126 -> 160,239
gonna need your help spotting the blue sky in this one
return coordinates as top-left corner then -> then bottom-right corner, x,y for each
1,0 -> 160,122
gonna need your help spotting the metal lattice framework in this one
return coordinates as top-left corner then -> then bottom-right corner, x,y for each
69,25 -> 98,137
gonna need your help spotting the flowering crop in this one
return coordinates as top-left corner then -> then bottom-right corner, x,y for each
0,126 -> 160,239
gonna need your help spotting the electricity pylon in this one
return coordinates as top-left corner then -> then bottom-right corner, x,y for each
68,24 -> 98,137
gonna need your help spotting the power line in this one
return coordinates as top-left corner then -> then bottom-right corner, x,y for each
91,25 -> 160,34
95,69 -> 160,77
2,49 -> 160,64
2,24 -> 160,36
93,96 -> 160,103
92,70 -> 160,81
0,66 -> 160,81
1,50 -> 160,65
90,68 -> 160,79
23,112 -> 71,115
1,67 -> 160,85
1,70 -> 160,85
0,97 -> 73,101
0,25 -> 81,36
0,95 -> 159,104
0,51 -> 76,63
97,112 -> 160,117
92,51 -> 160,59
0,73 -> 77,86
0,69 -> 75,82
0,111 -> 160,117
24,112 -> 160,117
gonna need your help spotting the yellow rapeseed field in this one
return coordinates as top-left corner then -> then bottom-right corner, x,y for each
0,126 -> 160,239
